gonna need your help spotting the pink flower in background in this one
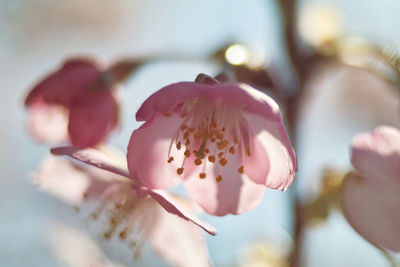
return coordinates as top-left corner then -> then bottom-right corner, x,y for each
50,145 -> 216,236
340,126 -> 400,252
25,58 -> 119,148
128,74 -> 297,215
35,149 -> 213,267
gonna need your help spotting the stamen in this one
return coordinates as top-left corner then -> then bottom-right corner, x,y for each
119,230 -> 127,239
167,99 -> 254,183
195,127 -> 209,159
219,158 -> 228,166
208,155 -> 216,163
247,148 -> 251,157
238,165 -> 244,174
217,140 -> 228,150
184,149 -> 191,158
177,168 -> 184,175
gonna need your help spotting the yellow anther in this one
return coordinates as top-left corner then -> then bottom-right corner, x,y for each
208,155 -> 216,163
205,148 -> 210,154
217,140 -> 228,150
247,148 -> 252,156
167,156 -> 174,163
229,146 -> 236,154
194,158 -> 203,165
238,165 -> 244,174
218,152 -> 224,159
119,230 -> 127,239
216,175 -> 223,182
176,141 -> 181,150
177,168 -> 184,175
110,217 -> 118,225
199,173 -> 206,179
219,158 -> 228,166
184,149 -> 191,157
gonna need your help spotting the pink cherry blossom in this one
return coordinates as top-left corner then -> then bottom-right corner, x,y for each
50,145 -> 217,236
128,74 -> 297,216
34,151 -> 213,267
25,58 -> 119,148
340,126 -> 400,252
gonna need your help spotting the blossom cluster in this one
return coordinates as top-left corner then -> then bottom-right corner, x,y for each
25,59 -> 297,266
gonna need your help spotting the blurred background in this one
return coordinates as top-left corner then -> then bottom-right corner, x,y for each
1,0 -> 399,266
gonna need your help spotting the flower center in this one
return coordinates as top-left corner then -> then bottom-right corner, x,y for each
167,98 -> 252,182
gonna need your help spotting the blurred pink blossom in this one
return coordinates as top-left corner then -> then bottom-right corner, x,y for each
127,74 -> 297,215
35,149 -> 213,267
25,58 -> 119,147
341,126 -> 400,252
50,145 -> 216,236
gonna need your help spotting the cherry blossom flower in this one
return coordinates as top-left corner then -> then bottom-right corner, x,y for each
49,145 -> 216,236
34,149 -> 213,267
127,74 -> 297,215
25,58 -> 120,148
340,126 -> 400,252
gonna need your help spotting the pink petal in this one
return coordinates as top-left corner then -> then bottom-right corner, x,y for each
27,101 -> 69,145
132,185 -> 216,236
340,172 -> 400,252
149,196 -> 212,267
51,146 -> 131,178
351,126 -> 400,182
183,151 -> 266,216
136,82 -> 282,123
127,113 -> 186,189
33,156 -> 93,205
241,136 -> 270,185
244,113 -> 297,190
25,59 -> 101,107
68,91 -> 118,148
